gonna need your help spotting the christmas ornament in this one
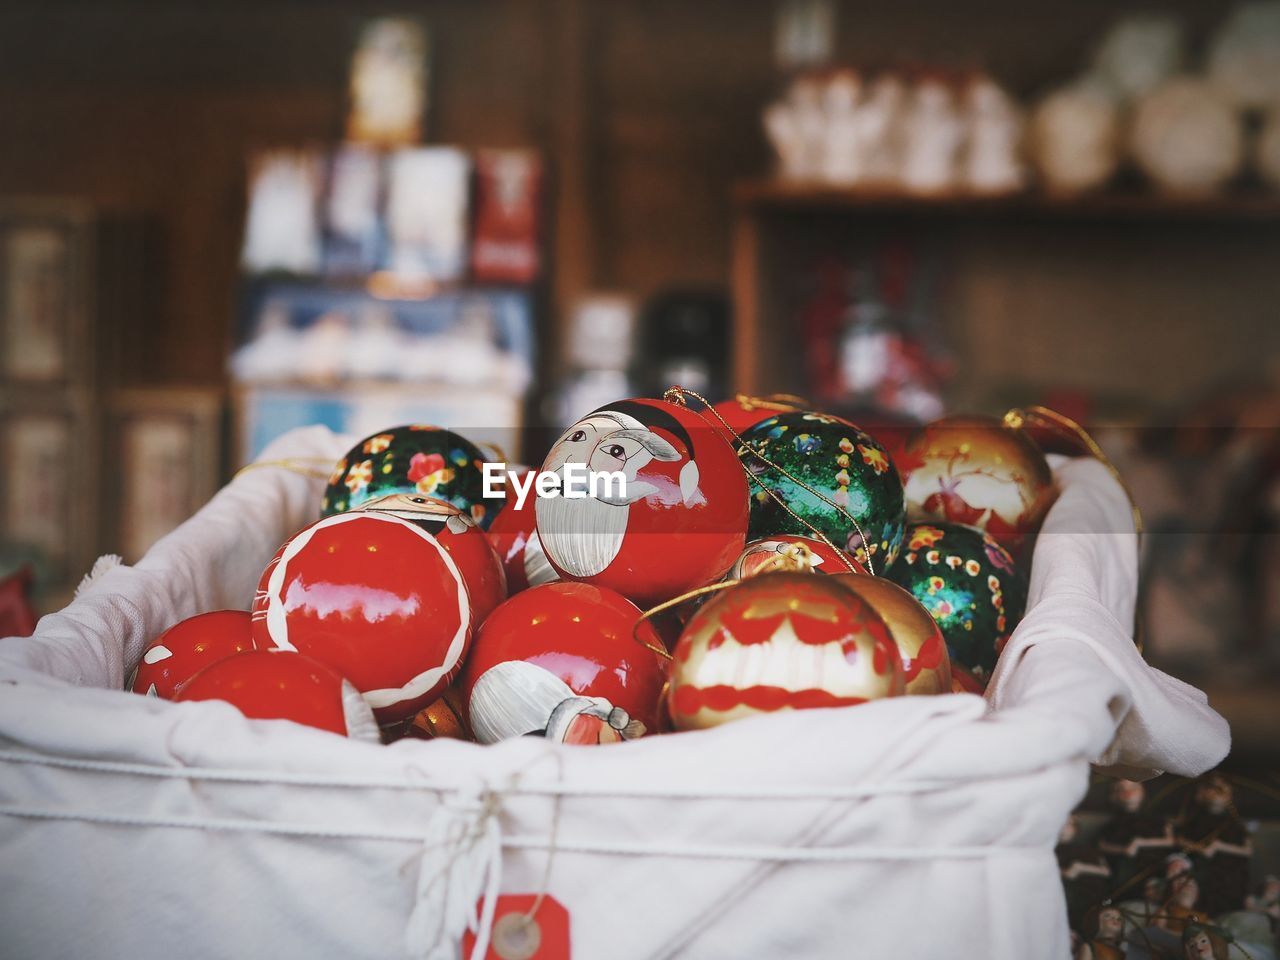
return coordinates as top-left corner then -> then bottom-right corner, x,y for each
950,662 -> 985,694
406,688 -> 471,741
0,565 -> 36,638
485,470 -> 559,594
458,582 -> 668,745
897,414 -> 1055,554
535,398 -> 748,607
710,394 -> 806,437
174,649 -> 378,740
354,493 -> 507,624
737,411 -> 905,572
886,523 -> 1027,684
320,424 -> 497,529
730,535 -> 866,580
830,572 -> 951,695
251,511 -> 473,724
668,572 -> 904,731
129,610 -> 254,699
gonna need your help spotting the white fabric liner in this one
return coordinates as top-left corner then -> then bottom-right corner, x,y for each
0,426 -> 1229,959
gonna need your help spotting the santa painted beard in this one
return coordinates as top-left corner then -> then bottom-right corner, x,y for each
534,465 -> 632,578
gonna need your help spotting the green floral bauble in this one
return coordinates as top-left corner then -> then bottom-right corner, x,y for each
885,522 -> 1027,683
737,411 -> 906,572
320,425 -> 496,528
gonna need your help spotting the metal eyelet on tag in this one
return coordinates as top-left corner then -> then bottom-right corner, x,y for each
492,913 -> 541,960
463,894 -> 570,960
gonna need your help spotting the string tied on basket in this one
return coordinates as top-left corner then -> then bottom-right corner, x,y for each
406,785 -> 504,960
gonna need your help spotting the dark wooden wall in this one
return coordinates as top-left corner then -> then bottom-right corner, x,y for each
0,0 -> 1264,398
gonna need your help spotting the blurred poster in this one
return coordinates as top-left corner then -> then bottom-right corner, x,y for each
347,18 -> 428,147
2,413 -> 71,567
3,227 -> 69,380
323,145 -> 384,276
385,147 -> 470,282
241,150 -> 324,274
119,417 -> 194,561
471,150 -> 543,284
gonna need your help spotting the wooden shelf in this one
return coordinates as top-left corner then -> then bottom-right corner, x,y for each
734,179 -> 1280,222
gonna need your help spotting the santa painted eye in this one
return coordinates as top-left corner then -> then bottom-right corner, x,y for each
569,430 -> 586,442
602,444 -> 626,460
411,497 -> 428,504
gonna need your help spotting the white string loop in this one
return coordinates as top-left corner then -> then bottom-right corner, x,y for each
405,786 -> 504,960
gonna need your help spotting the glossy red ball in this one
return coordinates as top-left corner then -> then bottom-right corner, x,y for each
485,470 -> 559,594
251,511 -> 473,723
458,582 -> 669,744
710,395 -> 806,438
174,649 -> 377,739
353,493 -> 508,624
535,397 -> 749,608
130,610 -> 254,700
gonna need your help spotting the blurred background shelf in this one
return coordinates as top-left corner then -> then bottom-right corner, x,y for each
735,180 -> 1280,220
731,178 -> 1280,401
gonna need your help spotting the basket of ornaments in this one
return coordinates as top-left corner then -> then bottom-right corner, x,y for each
0,391 -> 1229,960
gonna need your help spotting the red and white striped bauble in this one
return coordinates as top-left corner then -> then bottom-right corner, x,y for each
251,511 -> 473,723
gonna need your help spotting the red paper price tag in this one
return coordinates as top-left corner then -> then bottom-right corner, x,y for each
461,894 -> 570,960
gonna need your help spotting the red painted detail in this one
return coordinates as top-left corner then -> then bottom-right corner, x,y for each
673,683 -> 868,714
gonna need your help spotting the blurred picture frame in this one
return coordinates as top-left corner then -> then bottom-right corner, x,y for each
107,388 -> 224,562
0,400 -> 86,582
0,211 -> 88,385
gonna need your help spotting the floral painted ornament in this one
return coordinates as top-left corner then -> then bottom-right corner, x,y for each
736,411 -> 906,572
320,424 -> 496,529
897,414 -> 1056,556
885,522 -> 1027,684
668,572 -> 904,731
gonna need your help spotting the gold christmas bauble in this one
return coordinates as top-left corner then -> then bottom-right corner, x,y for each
898,414 -> 1056,554
830,573 -> 952,696
668,572 -> 904,731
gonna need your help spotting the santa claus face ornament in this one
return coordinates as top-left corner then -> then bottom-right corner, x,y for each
458,582 -> 668,745
535,399 -> 748,607
251,511 -> 473,723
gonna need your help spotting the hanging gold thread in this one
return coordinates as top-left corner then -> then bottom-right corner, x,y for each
629,579 -> 751,660
1004,405 -> 1143,538
663,385 -> 874,576
1005,405 -> 1146,653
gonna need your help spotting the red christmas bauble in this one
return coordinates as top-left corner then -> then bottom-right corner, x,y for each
710,394 -> 806,438
668,572 -> 904,731
251,511 -> 473,723
354,493 -> 507,624
485,470 -> 559,594
730,534 -> 868,580
535,398 -> 749,608
174,649 -> 378,739
130,610 -> 254,699
457,582 -> 669,745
